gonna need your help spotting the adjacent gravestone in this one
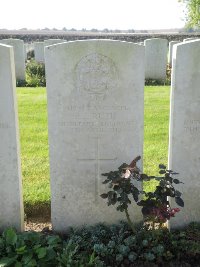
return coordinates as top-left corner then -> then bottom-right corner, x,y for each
45,40 -> 145,232
44,39 -> 66,47
24,43 -> 34,60
144,38 -> 168,79
136,42 -> 144,46
0,38 -> 26,80
183,37 -> 199,42
169,40 -> 200,228
168,41 -> 180,66
34,42 -> 45,63
0,44 -> 24,232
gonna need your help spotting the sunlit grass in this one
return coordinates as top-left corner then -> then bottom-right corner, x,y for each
143,86 -> 170,191
17,88 -> 50,217
17,86 -> 170,217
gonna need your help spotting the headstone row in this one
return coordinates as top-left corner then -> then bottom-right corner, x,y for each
0,39 -> 26,80
1,38 -> 200,232
45,39 -> 200,231
34,39 -> 66,63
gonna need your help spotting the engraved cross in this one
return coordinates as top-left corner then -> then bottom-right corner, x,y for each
78,137 -> 117,202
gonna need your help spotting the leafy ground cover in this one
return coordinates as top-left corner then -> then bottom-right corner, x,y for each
0,221 -> 200,266
17,86 -> 170,218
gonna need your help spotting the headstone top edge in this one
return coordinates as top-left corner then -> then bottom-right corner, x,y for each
0,43 -> 13,49
144,38 -> 168,42
44,39 -> 145,50
176,39 -> 200,47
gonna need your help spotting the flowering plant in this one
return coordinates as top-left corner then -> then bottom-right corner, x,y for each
100,156 -> 184,233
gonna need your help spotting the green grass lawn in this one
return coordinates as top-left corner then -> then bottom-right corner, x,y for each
17,88 -> 50,217
17,86 -> 170,217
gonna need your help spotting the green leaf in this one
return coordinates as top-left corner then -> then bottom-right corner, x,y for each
137,200 -> 146,206
25,259 -> 37,267
165,176 -> 173,183
0,257 -> 17,266
4,228 -> 17,246
16,245 -> 26,254
159,164 -> 166,169
128,252 -> 137,262
101,172 -> 109,176
116,205 -> 125,212
155,177 -> 162,181
175,197 -> 184,207
142,239 -> 148,247
47,235 -> 61,246
21,252 -> 33,264
173,178 -> 180,184
100,193 -> 108,199
175,190 -> 182,197
15,262 -> 22,267
113,185 -> 120,191
132,189 -> 139,202
36,247 -> 47,259
45,247 -> 57,261
144,252 -> 155,261
140,174 -> 149,180
88,251 -> 96,264
156,244 -> 164,254
166,188 -> 175,197
102,179 -> 110,184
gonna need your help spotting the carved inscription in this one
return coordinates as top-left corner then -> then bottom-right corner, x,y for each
59,121 -> 134,133
184,120 -> 200,134
65,105 -> 128,111
58,104 -> 133,134
74,53 -> 118,95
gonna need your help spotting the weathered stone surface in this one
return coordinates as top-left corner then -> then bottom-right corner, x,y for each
45,40 -> 145,232
169,40 -> 200,228
44,39 -> 66,47
168,41 -> 180,66
183,37 -> 199,42
144,38 -> 168,79
0,44 -> 24,231
0,38 -> 26,80
34,42 -> 44,62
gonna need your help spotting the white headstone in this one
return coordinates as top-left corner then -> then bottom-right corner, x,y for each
168,41 -> 180,66
24,43 -> 34,59
183,37 -> 199,42
144,38 -> 168,79
136,42 -> 144,46
34,42 -> 45,63
169,40 -> 200,228
0,44 -> 24,231
45,40 -> 145,232
0,39 -> 26,80
44,39 -> 66,47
